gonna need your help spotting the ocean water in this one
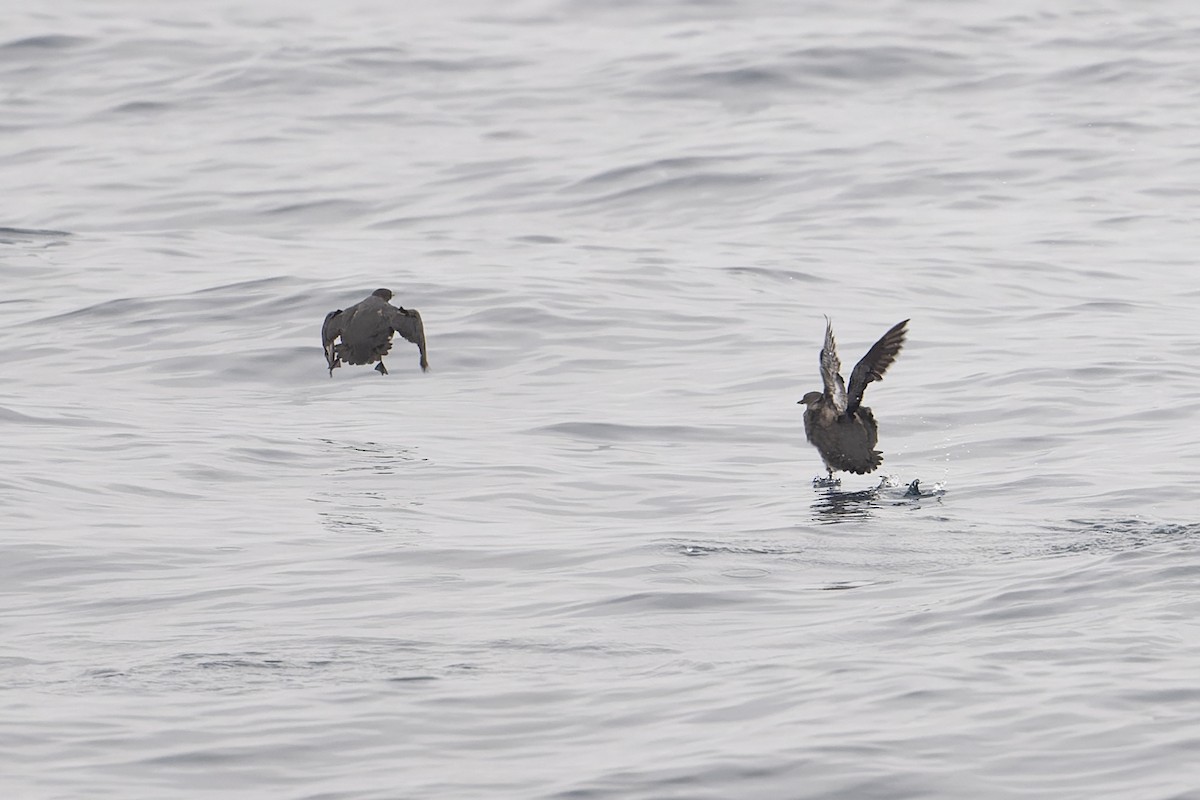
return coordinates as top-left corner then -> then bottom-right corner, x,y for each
3,1 -> 1200,798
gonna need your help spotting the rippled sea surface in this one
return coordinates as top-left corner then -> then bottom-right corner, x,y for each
4,1 -> 1200,798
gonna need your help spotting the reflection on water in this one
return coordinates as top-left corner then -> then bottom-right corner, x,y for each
812,485 -> 880,523
811,477 -> 946,523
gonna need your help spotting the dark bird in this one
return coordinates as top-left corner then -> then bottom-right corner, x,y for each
798,318 -> 908,478
322,288 -> 428,376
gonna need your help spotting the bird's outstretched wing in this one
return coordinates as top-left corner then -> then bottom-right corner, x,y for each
388,306 -> 429,372
845,319 -> 908,416
820,317 -> 847,414
321,309 -> 344,376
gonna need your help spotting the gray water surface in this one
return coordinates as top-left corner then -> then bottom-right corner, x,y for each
3,2 -> 1200,798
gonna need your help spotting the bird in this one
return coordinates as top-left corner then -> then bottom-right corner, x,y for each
798,318 -> 908,479
321,288 -> 428,376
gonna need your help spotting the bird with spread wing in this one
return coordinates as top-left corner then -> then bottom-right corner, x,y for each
322,288 -> 428,376
798,318 -> 908,479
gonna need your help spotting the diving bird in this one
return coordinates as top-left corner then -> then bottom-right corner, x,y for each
799,318 -> 908,478
322,288 -> 428,376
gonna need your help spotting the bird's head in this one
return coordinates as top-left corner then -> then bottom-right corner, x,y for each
798,391 -> 823,408
372,288 -> 393,301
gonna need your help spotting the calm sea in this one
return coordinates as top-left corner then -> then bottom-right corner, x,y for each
3,1 -> 1199,798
